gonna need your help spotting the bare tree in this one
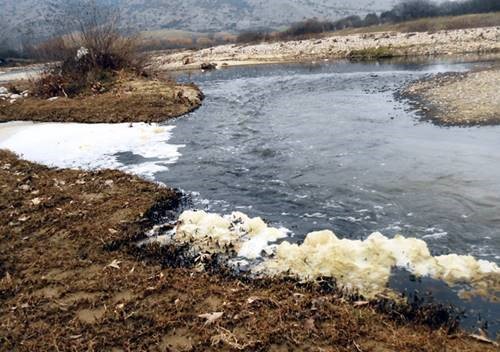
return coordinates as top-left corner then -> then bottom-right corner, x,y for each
41,0 -> 139,70
51,1 -> 120,50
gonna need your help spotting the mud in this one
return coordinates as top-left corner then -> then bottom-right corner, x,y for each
0,150 -> 498,351
0,77 -> 203,123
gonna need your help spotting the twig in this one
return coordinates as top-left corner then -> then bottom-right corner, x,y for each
353,340 -> 363,352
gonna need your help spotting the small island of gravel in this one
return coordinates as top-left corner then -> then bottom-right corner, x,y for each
403,65 -> 500,126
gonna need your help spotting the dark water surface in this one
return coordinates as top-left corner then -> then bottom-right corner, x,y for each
136,59 -> 500,333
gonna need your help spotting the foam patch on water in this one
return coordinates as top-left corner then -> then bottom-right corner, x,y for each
173,210 -> 499,298
0,121 -> 183,179
176,210 -> 288,259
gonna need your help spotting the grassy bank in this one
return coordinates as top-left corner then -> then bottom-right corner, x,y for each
0,75 -> 203,123
0,150 -> 497,351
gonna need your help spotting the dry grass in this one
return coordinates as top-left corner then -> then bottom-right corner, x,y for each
0,74 -> 203,123
0,150 -> 498,351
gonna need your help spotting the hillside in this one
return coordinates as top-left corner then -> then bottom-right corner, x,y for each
1,0 -> 397,40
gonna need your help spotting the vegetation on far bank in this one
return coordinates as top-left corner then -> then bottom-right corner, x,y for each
3,1 -> 500,63
348,47 -> 397,61
237,0 -> 500,44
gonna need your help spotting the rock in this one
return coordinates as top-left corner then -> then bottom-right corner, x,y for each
200,62 -> 217,71
10,94 -> 21,100
0,87 -> 8,94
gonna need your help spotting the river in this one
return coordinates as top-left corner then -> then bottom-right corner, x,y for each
2,58 -> 499,334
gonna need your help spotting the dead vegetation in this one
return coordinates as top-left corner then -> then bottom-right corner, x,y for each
0,150 -> 498,351
334,11 -> 500,36
236,11 -> 500,45
0,74 -> 203,123
0,0 -> 203,123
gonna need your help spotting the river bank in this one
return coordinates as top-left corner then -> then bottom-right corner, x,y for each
402,65 -> 500,126
0,75 -> 203,124
0,150 -> 497,351
149,26 -> 500,71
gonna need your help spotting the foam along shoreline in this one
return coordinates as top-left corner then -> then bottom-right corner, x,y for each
0,121 -> 183,179
169,210 -> 500,299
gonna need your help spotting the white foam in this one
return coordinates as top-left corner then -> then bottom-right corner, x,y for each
0,121 -> 183,179
176,210 -> 288,259
174,210 -> 500,298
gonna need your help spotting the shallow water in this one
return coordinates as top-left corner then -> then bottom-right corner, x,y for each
150,59 -> 500,334
153,60 -> 500,263
2,58 -> 499,334
0,66 -> 42,83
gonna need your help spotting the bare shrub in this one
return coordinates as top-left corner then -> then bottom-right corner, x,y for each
32,0 -> 144,98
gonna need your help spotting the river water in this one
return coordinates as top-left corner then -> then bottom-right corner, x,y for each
2,58 -> 499,333
151,60 -> 500,263
151,59 -> 499,334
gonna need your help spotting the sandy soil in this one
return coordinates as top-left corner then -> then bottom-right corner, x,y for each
0,77 -> 203,124
0,150 -> 498,351
403,65 -> 500,126
150,26 -> 500,71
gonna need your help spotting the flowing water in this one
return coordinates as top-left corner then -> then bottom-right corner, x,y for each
146,59 -> 499,334
152,60 -> 500,262
2,58 -> 499,334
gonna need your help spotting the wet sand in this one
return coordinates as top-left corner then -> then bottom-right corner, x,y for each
0,150 -> 498,351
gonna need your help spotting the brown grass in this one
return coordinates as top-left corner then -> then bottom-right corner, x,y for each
0,150 -> 498,351
0,76 -> 203,123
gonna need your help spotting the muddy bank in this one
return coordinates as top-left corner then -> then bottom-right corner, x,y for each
150,26 -> 500,71
0,77 -> 203,124
402,65 -> 500,126
0,150 -> 498,351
